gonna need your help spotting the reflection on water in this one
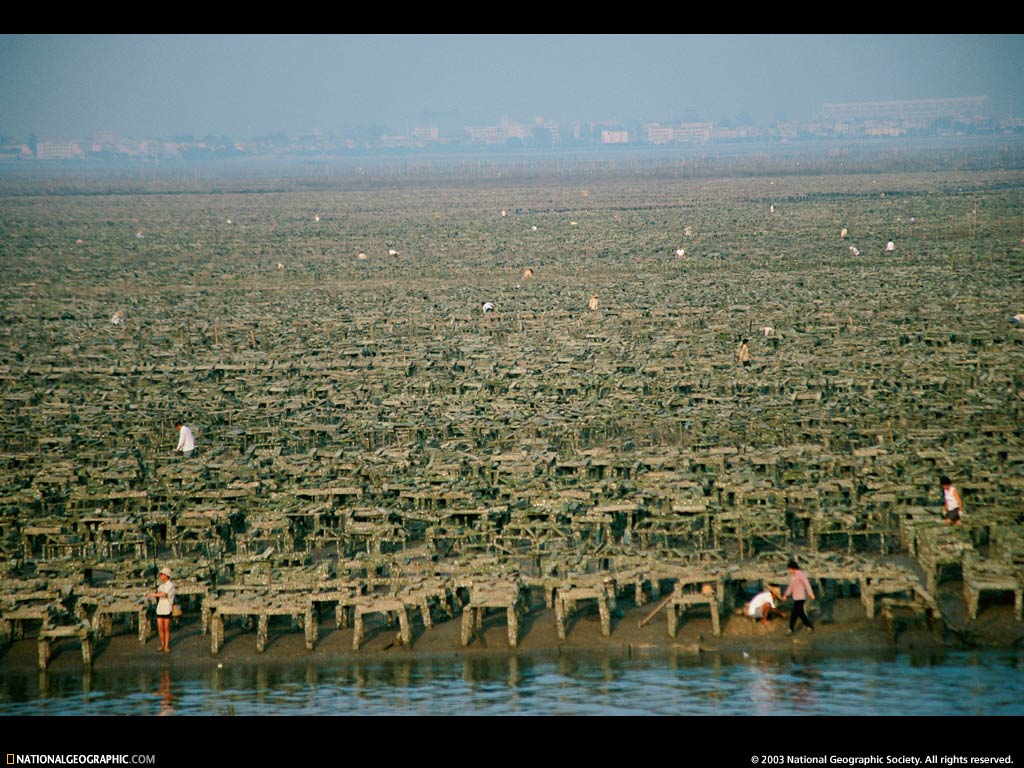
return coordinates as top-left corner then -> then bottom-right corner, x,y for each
2,650 -> 1023,716
158,669 -> 175,716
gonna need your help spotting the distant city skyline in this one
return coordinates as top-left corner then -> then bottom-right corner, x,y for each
2,34 -> 1023,141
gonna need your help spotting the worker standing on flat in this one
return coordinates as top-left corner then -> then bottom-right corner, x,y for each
738,338 -> 753,367
784,560 -> 815,635
175,421 -> 195,458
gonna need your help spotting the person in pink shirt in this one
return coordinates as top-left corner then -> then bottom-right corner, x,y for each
784,559 -> 815,635
940,476 -> 964,526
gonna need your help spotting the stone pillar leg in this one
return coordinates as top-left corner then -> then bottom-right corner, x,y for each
256,614 -> 269,653
38,637 -> 51,670
211,614 -> 224,655
138,610 -> 150,644
352,612 -> 364,651
305,608 -> 318,651
398,608 -> 412,647
507,605 -> 518,648
555,598 -> 567,640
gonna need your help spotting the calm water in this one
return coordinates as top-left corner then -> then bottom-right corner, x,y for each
2,649 -> 1023,716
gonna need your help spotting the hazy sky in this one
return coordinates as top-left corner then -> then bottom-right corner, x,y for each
2,34 -> 1022,140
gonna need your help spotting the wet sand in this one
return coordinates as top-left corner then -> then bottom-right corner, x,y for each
4,582 -> 1021,675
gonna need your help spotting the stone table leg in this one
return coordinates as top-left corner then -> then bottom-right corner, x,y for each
138,609 -> 150,644
398,607 -> 412,647
256,614 -> 269,653
38,636 -> 51,670
965,586 -> 979,620
352,611 -> 364,651
94,614 -> 110,641
211,614 -> 224,655
81,634 -> 92,668
305,607 -> 318,651
555,598 -> 568,640
598,595 -> 611,637
507,605 -> 518,648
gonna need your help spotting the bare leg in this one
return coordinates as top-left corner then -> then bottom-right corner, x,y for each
157,617 -> 171,651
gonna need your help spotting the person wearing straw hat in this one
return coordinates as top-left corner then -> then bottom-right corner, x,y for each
148,567 -> 176,652
746,585 -> 786,626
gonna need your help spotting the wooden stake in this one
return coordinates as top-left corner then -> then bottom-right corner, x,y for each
638,588 -> 677,628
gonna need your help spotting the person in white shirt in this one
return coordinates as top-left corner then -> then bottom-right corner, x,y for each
940,475 -> 963,525
147,567 -> 176,652
747,586 -> 785,626
175,422 -> 195,458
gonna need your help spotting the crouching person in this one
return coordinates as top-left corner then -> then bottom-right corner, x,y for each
746,585 -> 786,626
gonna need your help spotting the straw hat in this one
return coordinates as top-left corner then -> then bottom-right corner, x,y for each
159,567 -> 172,578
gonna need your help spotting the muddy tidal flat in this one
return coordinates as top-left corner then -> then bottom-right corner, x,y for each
1,162 -> 1023,711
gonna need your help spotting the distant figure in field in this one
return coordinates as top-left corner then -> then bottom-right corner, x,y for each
760,326 -> 775,338
1009,313 -> 1024,326
849,246 -> 860,257
175,421 -> 195,458
522,268 -> 534,279
481,301 -> 495,314
746,586 -> 785,626
840,228 -> 848,239
588,294 -> 600,312
940,475 -> 964,526
885,240 -> 895,252
784,560 -> 815,635
674,247 -> 686,259
111,309 -> 125,326
738,338 -> 753,367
